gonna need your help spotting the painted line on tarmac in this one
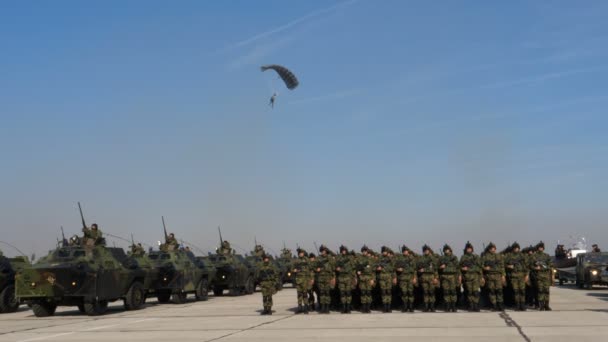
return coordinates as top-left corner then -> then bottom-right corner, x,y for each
16,332 -> 75,342
204,314 -> 294,342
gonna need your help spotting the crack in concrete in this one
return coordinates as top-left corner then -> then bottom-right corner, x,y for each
203,314 -> 294,342
499,312 -> 531,342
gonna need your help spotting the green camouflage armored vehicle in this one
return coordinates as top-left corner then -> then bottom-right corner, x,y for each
128,244 -> 160,297
16,236 -> 148,317
0,254 -> 30,313
208,253 -> 255,296
146,246 -> 214,304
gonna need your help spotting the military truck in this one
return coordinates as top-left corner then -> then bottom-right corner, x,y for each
16,239 -> 148,317
575,252 -> 608,289
0,254 -> 30,313
146,248 -> 214,304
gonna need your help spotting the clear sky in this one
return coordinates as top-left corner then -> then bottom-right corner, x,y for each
1,1 -> 607,258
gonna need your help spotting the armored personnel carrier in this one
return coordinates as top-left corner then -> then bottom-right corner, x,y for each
16,238 -> 147,317
15,204 -> 148,317
0,254 -> 30,313
146,246 -> 214,304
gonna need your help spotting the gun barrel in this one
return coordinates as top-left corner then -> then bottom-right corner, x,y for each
78,202 -> 87,229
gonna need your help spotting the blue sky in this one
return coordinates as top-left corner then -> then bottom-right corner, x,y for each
1,1 -> 607,257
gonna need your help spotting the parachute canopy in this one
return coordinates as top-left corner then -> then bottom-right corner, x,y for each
260,64 -> 299,90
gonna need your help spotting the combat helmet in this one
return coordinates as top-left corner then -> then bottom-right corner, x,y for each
464,241 -> 474,253
381,246 -> 389,253
297,247 -> 307,255
536,241 -> 545,250
361,245 -> 369,253
443,244 -> 452,253
339,245 -> 348,253
401,245 -> 410,253
511,242 -> 520,250
309,252 -> 316,258
319,244 -> 329,253
422,244 -> 432,253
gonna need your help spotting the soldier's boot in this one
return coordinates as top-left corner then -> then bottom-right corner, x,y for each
303,304 -> 309,314
386,303 -> 391,313
366,303 -> 372,313
346,303 -> 352,314
423,303 -> 429,312
340,303 -> 346,314
402,303 -> 408,313
260,307 -> 267,315
326,303 -> 332,314
409,302 -> 415,312
430,302 -> 435,312
538,301 -> 545,311
388,303 -> 392,313
444,302 -> 450,312
453,302 -> 458,312
296,304 -> 303,314
267,307 -> 273,315
497,301 -> 504,311
544,299 -> 552,311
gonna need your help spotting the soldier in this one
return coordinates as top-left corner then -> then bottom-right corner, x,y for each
82,223 -> 104,246
131,243 -> 145,257
335,245 -> 355,313
165,233 -> 179,251
256,253 -> 279,315
592,244 -> 601,253
308,253 -> 317,310
395,245 -> 417,312
219,240 -> 232,255
439,244 -> 460,312
315,245 -> 335,314
417,245 -> 439,312
293,248 -> 313,314
252,244 -> 265,258
375,246 -> 396,313
523,245 -> 537,308
505,242 -> 529,311
356,245 -> 375,313
460,241 -> 482,312
482,242 -> 505,311
530,241 -> 553,311
281,247 -> 293,259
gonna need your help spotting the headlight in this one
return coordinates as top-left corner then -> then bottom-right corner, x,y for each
222,275 -> 226,279
163,277 -> 168,281
71,281 -> 77,286
553,269 -> 557,273
30,282 -> 36,288
591,270 -> 598,276
287,272 -> 291,276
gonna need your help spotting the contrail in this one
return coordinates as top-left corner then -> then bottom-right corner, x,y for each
227,0 -> 357,50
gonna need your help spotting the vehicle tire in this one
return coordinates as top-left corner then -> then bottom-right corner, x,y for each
213,287 -> 223,296
229,286 -> 241,296
559,278 -> 564,286
32,302 -> 57,317
171,292 -> 187,304
124,281 -> 145,310
584,275 -> 593,290
245,277 -> 254,295
195,279 -> 209,301
77,304 -> 85,313
157,291 -> 171,303
84,300 -> 108,316
0,285 -> 19,313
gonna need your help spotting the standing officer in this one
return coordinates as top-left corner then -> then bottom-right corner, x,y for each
315,245 -> 335,314
293,248 -> 313,313
460,241 -> 482,312
505,242 -> 529,311
357,245 -> 375,313
256,253 -> 279,315
336,245 -> 355,313
395,245 -> 417,312
417,245 -> 439,312
530,241 -> 553,311
439,244 -> 460,312
482,242 -> 506,311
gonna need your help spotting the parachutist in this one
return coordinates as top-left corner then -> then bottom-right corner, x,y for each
269,93 -> 277,108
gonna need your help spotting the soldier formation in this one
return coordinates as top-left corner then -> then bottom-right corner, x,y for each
268,241 -> 557,315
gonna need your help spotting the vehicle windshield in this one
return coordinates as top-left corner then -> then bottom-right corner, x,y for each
54,248 -> 87,260
585,254 -> 608,264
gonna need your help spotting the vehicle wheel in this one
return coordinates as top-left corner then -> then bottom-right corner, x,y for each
124,281 -> 145,310
213,287 -> 223,296
0,285 -> 19,313
245,277 -> 254,295
171,292 -> 187,304
31,302 -> 57,317
157,291 -> 171,303
229,286 -> 241,296
195,279 -> 209,301
585,276 -> 593,290
84,300 -> 108,316
77,304 -> 85,313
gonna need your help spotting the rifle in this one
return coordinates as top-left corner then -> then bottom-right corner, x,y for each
218,226 -> 223,245
131,234 -> 135,248
314,241 -> 319,253
162,216 -> 168,241
78,202 -> 87,230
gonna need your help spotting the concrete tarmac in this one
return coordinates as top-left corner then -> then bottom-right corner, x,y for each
1,285 -> 606,342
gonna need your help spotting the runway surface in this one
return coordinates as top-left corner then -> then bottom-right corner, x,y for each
1,285 -> 607,342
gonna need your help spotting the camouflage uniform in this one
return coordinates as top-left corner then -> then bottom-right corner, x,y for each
356,246 -> 375,313
130,244 -> 145,257
417,245 -> 439,312
256,255 -> 279,315
505,242 -> 528,311
315,246 -> 335,314
218,240 -> 232,255
481,243 -> 506,311
438,244 -> 460,312
375,246 -> 395,313
293,248 -> 313,313
82,224 -> 103,246
335,246 -> 355,313
460,242 -> 482,311
395,246 -> 417,312
530,241 -> 553,311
